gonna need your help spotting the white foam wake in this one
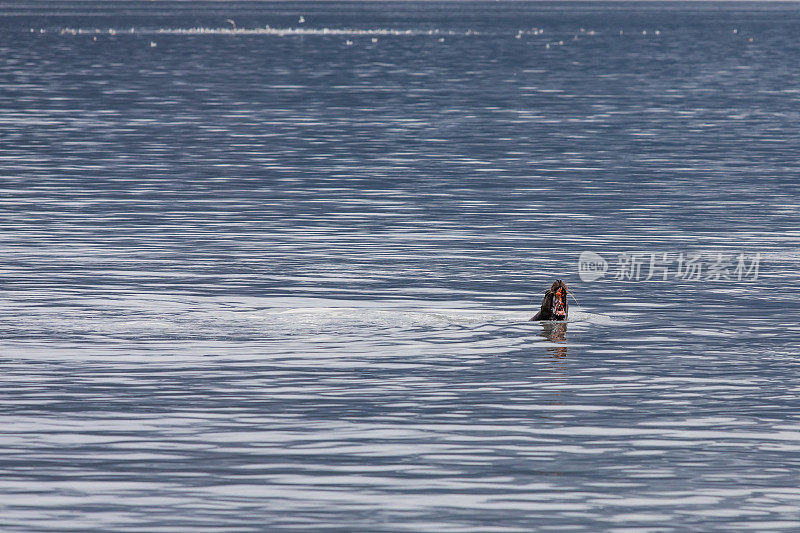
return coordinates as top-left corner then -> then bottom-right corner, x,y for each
59,27 -> 483,37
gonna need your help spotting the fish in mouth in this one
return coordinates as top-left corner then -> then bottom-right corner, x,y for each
551,286 -> 566,319
530,280 -> 569,321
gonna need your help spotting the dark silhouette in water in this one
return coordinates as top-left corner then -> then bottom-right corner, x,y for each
541,321 -> 568,358
531,280 -> 569,321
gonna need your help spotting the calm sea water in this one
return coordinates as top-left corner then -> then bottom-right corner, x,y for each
2,1 -> 800,530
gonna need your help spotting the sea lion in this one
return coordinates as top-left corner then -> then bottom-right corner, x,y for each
531,280 -> 569,321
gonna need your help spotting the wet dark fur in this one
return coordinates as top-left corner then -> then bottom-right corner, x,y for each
530,280 -> 569,321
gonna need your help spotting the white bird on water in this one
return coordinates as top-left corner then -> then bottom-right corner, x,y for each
226,19 -> 236,30
299,16 -> 305,24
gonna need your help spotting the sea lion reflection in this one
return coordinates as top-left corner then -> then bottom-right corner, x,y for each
540,322 -> 568,358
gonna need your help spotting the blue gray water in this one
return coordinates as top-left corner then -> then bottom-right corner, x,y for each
2,1 -> 800,530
